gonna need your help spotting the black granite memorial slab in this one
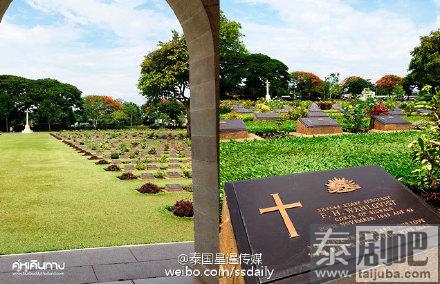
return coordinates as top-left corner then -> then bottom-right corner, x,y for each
224,165 -> 440,283
389,107 -> 404,116
298,117 -> 340,128
167,171 -> 181,178
307,110 -> 328,117
417,108 -> 433,115
254,112 -> 279,121
164,184 -> 183,192
372,115 -> 412,131
219,119 -> 247,133
234,107 -> 254,114
308,103 -> 321,112
140,173 -> 154,179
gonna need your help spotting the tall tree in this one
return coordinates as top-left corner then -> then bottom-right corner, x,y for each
122,101 -> 142,127
376,75 -> 403,97
0,91 -> 14,132
33,78 -> 83,131
84,96 -> 122,129
407,29 -> 440,90
239,53 -> 290,100
138,31 -> 190,133
291,71 -> 324,100
220,11 -> 249,98
341,76 -> 374,96
322,73 -> 341,100
138,31 -> 189,106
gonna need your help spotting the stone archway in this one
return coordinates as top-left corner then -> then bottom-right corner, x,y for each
0,0 -> 219,282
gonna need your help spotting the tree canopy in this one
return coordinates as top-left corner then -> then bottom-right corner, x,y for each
138,31 -> 189,106
376,75 -> 403,96
407,29 -> 440,90
220,11 -> 249,97
341,76 -> 374,96
0,75 -> 82,131
290,71 -> 323,100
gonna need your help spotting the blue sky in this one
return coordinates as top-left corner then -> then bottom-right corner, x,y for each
1,0 -> 439,104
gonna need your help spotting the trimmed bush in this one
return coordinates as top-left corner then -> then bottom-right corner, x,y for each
138,183 -> 161,194
96,159 -> 110,165
170,200 -> 194,217
105,165 -> 121,171
117,172 -> 138,180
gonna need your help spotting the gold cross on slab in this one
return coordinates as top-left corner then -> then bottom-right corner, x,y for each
259,193 -> 303,238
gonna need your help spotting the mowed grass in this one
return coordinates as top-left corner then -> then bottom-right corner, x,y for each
0,133 -> 193,255
220,131 -> 422,189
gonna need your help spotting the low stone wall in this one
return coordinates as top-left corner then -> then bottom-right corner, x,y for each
220,131 -> 249,140
372,120 -> 412,131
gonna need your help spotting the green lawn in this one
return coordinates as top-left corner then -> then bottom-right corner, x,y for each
220,131 -> 422,190
0,133 -> 193,255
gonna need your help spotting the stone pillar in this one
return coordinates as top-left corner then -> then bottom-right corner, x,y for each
167,1 -> 220,283
0,0 -> 13,22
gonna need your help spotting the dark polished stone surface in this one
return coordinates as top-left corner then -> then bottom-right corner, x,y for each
373,115 -> 411,125
219,119 -> 247,133
299,117 -> 340,128
225,166 -> 440,283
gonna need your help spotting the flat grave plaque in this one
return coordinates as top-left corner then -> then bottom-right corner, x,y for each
168,164 -> 181,169
297,117 -> 343,135
112,159 -> 121,165
417,108 -> 433,115
166,171 -> 181,178
372,115 -> 412,131
223,165 -> 440,283
147,165 -> 158,170
388,107 -> 404,116
220,119 -> 249,140
254,112 -> 279,121
164,184 -> 183,192
331,104 -> 341,111
307,110 -> 328,117
234,107 -> 254,114
308,103 -> 321,112
140,173 -> 154,180
124,164 -> 135,171
274,106 -> 293,113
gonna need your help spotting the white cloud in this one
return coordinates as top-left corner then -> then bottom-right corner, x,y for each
0,0 -> 181,104
238,0 -> 439,82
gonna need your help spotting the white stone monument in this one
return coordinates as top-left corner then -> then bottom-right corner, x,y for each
22,109 -> 33,133
265,79 -> 271,101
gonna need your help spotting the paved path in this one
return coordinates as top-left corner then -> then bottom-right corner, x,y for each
0,242 -> 200,284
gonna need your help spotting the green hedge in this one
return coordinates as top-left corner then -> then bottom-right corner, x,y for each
245,120 -> 297,137
220,131 -> 423,205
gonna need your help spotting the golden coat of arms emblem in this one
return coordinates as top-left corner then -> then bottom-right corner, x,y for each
326,177 -> 361,193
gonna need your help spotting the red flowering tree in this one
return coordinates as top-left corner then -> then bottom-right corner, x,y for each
376,75 -> 403,96
290,71 -> 324,100
84,95 -> 123,129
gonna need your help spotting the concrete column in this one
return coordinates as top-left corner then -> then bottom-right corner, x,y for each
167,1 -> 219,283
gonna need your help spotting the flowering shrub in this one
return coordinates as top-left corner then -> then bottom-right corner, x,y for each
370,104 -> 389,116
138,183 -> 161,194
341,101 -> 370,133
256,103 -> 271,113
283,107 -> 307,120
409,86 -> 439,191
105,165 -> 120,171
170,200 -> 194,217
